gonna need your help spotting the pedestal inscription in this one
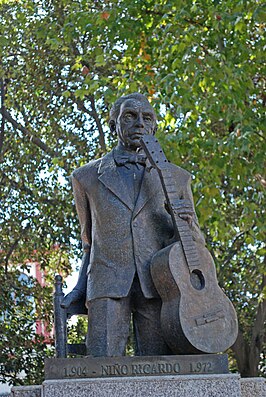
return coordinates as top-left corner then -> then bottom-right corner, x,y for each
45,354 -> 228,380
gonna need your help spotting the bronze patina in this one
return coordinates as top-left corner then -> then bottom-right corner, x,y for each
60,93 -> 238,358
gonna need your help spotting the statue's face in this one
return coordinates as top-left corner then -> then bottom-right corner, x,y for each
116,99 -> 156,150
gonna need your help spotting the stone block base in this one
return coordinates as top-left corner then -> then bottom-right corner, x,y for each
11,375 -> 266,397
240,377 -> 266,397
11,385 -> 42,397
43,374 -> 240,397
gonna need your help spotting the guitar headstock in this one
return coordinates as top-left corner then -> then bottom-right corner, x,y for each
140,134 -> 170,171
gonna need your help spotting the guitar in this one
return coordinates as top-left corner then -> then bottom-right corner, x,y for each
140,134 -> 238,354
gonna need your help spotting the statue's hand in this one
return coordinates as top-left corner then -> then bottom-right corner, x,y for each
61,289 -> 84,309
178,213 -> 193,226
164,200 -> 193,226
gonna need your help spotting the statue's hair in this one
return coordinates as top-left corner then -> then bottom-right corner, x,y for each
109,93 -> 156,130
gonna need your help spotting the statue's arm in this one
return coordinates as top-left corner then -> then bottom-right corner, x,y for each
61,174 -> 92,308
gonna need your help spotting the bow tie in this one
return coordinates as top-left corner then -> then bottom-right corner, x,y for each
115,153 -> 147,167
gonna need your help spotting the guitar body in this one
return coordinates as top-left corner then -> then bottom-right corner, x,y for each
151,241 -> 238,354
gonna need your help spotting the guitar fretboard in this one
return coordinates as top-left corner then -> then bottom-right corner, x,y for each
159,167 -> 200,271
140,135 -> 200,273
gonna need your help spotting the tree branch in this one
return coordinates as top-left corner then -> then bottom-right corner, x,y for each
253,130 -> 266,141
253,279 -> 266,330
0,78 -> 6,157
232,258 -> 266,377
231,328 -> 249,376
3,108 -> 58,157
222,228 -> 254,268
1,174 -> 58,205
249,264 -> 266,375
4,223 -> 31,273
183,18 -> 207,27
75,96 -> 106,152
89,95 -> 106,152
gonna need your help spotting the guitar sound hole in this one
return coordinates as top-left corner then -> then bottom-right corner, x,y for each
190,270 -> 205,290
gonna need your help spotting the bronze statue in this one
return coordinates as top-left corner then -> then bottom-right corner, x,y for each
61,93 -> 237,357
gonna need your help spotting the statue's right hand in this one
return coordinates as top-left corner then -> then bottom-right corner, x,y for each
61,289 -> 84,309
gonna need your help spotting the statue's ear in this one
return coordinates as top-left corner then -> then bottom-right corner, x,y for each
109,120 -> 116,133
153,123 -> 158,135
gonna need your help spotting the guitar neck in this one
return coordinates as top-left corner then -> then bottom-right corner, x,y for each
140,135 -> 200,272
157,167 -> 200,271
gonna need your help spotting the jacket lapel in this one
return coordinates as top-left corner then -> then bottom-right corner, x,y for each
133,162 -> 161,218
98,151 -> 134,211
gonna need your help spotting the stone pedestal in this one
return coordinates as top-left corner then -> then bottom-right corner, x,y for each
43,374 -> 240,397
240,377 -> 266,397
11,375 -> 265,397
11,385 -> 42,397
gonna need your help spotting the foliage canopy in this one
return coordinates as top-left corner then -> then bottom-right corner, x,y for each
0,0 -> 265,384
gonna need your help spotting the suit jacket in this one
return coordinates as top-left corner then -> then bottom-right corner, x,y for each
72,148 -> 204,302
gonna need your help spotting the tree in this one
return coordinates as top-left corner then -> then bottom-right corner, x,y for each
0,0 -> 265,383
0,265 -> 53,385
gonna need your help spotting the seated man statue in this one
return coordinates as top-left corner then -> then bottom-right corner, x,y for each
62,93 -> 204,357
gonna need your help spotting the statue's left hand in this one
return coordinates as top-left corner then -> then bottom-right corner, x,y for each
61,288 -> 84,309
165,199 -> 193,227
178,213 -> 193,226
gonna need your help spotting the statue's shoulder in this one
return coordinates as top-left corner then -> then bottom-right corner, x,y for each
71,157 -> 103,184
169,162 -> 192,182
71,150 -> 114,186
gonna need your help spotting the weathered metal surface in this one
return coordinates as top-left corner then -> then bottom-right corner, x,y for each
67,343 -> 87,356
151,242 -> 238,354
140,135 -> 238,354
54,93 -> 237,358
54,275 -> 87,358
53,275 -> 67,358
45,354 -> 229,380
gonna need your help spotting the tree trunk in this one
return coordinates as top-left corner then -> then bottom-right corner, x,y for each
232,270 -> 266,377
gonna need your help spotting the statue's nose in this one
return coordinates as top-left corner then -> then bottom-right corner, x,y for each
135,114 -> 144,128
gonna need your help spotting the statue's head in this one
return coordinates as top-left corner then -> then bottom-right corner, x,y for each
109,93 -> 157,151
